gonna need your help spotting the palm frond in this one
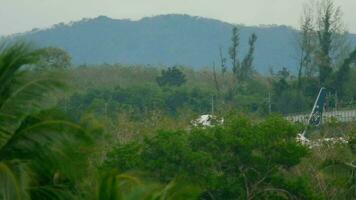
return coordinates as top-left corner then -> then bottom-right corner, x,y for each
28,185 -> 76,200
0,160 -> 30,200
0,42 -> 90,200
0,41 -> 67,150
0,42 -> 38,105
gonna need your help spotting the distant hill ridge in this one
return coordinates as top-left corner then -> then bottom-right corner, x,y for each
7,14 -> 356,73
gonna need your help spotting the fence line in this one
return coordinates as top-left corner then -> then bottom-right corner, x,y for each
285,109 -> 356,124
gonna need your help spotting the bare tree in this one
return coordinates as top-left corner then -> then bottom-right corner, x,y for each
297,2 -> 316,84
296,0 -> 349,87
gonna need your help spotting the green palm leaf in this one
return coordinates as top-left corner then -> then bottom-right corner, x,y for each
0,160 -> 30,200
0,42 -> 92,200
0,42 -> 67,149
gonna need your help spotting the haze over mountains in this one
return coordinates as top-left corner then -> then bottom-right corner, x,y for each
7,14 -> 356,73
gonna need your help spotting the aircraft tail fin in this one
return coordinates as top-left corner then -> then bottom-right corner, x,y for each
307,87 -> 327,126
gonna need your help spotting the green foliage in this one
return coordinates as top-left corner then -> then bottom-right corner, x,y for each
228,27 -> 257,84
229,26 -> 240,75
156,67 -> 186,87
64,61 -> 356,117
65,85 -> 212,120
97,171 -> 201,200
240,33 -> 257,83
103,116 -> 316,199
294,122 -> 356,200
271,68 -> 315,114
319,128 -> 356,199
333,48 -> 356,98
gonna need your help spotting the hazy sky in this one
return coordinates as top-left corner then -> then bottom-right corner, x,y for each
1,0 -> 356,36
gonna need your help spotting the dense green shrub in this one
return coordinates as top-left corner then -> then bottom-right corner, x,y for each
103,116 -> 319,199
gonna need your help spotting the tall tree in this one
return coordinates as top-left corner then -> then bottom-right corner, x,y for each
315,0 -> 346,86
297,3 -> 316,87
228,28 -> 258,84
219,46 -> 227,75
295,4 -> 316,111
156,66 -> 186,87
219,46 -> 227,91
229,27 -> 240,76
297,0 -> 349,88
334,48 -> 356,98
240,33 -> 257,83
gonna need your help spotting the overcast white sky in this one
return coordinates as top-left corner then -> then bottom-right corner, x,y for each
1,0 -> 356,36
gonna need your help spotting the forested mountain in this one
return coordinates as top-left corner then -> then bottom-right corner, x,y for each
8,14 -> 356,73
